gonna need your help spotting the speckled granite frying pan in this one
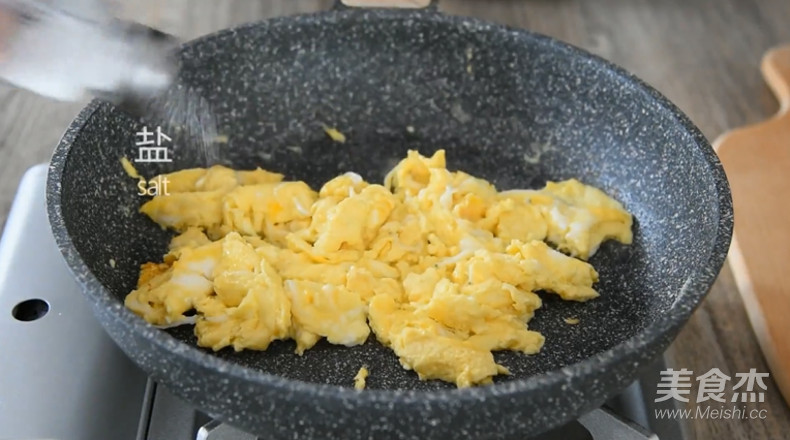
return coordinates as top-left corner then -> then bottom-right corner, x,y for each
46,2 -> 733,439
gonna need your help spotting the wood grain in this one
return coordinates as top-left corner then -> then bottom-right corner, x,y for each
714,45 -> 790,407
1,1 -> 790,438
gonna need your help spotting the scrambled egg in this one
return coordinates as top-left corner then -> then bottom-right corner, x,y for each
354,366 -> 369,390
125,150 -> 632,387
120,157 -> 141,180
323,126 -> 347,143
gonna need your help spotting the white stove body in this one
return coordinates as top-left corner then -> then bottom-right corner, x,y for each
0,164 -> 147,440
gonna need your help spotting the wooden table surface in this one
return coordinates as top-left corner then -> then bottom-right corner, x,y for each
1,1 -> 788,438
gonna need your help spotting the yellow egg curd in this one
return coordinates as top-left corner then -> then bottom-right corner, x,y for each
125,150 -> 632,387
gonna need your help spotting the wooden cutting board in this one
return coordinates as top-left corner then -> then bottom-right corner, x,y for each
714,45 -> 790,406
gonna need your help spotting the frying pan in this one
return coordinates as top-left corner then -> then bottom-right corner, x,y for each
46,1 -> 733,438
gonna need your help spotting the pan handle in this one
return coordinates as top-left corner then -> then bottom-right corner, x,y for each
333,0 -> 438,11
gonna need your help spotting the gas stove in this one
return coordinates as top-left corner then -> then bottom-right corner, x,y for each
0,164 -> 688,440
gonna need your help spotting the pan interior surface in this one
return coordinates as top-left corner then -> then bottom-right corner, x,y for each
57,12 -> 721,391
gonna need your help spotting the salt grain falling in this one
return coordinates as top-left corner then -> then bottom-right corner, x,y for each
141,81 -> 220,166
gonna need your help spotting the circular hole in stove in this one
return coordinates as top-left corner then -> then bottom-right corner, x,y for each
12,299 -> 50,322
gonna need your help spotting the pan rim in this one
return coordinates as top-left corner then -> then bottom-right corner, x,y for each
47,8 -> 733,406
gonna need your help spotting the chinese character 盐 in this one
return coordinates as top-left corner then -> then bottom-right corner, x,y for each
135,125 -> 171,146
696,368 -> 731,403
655,368 -> 694,402
135,126 -> 172,163
731,369 -> 769,403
